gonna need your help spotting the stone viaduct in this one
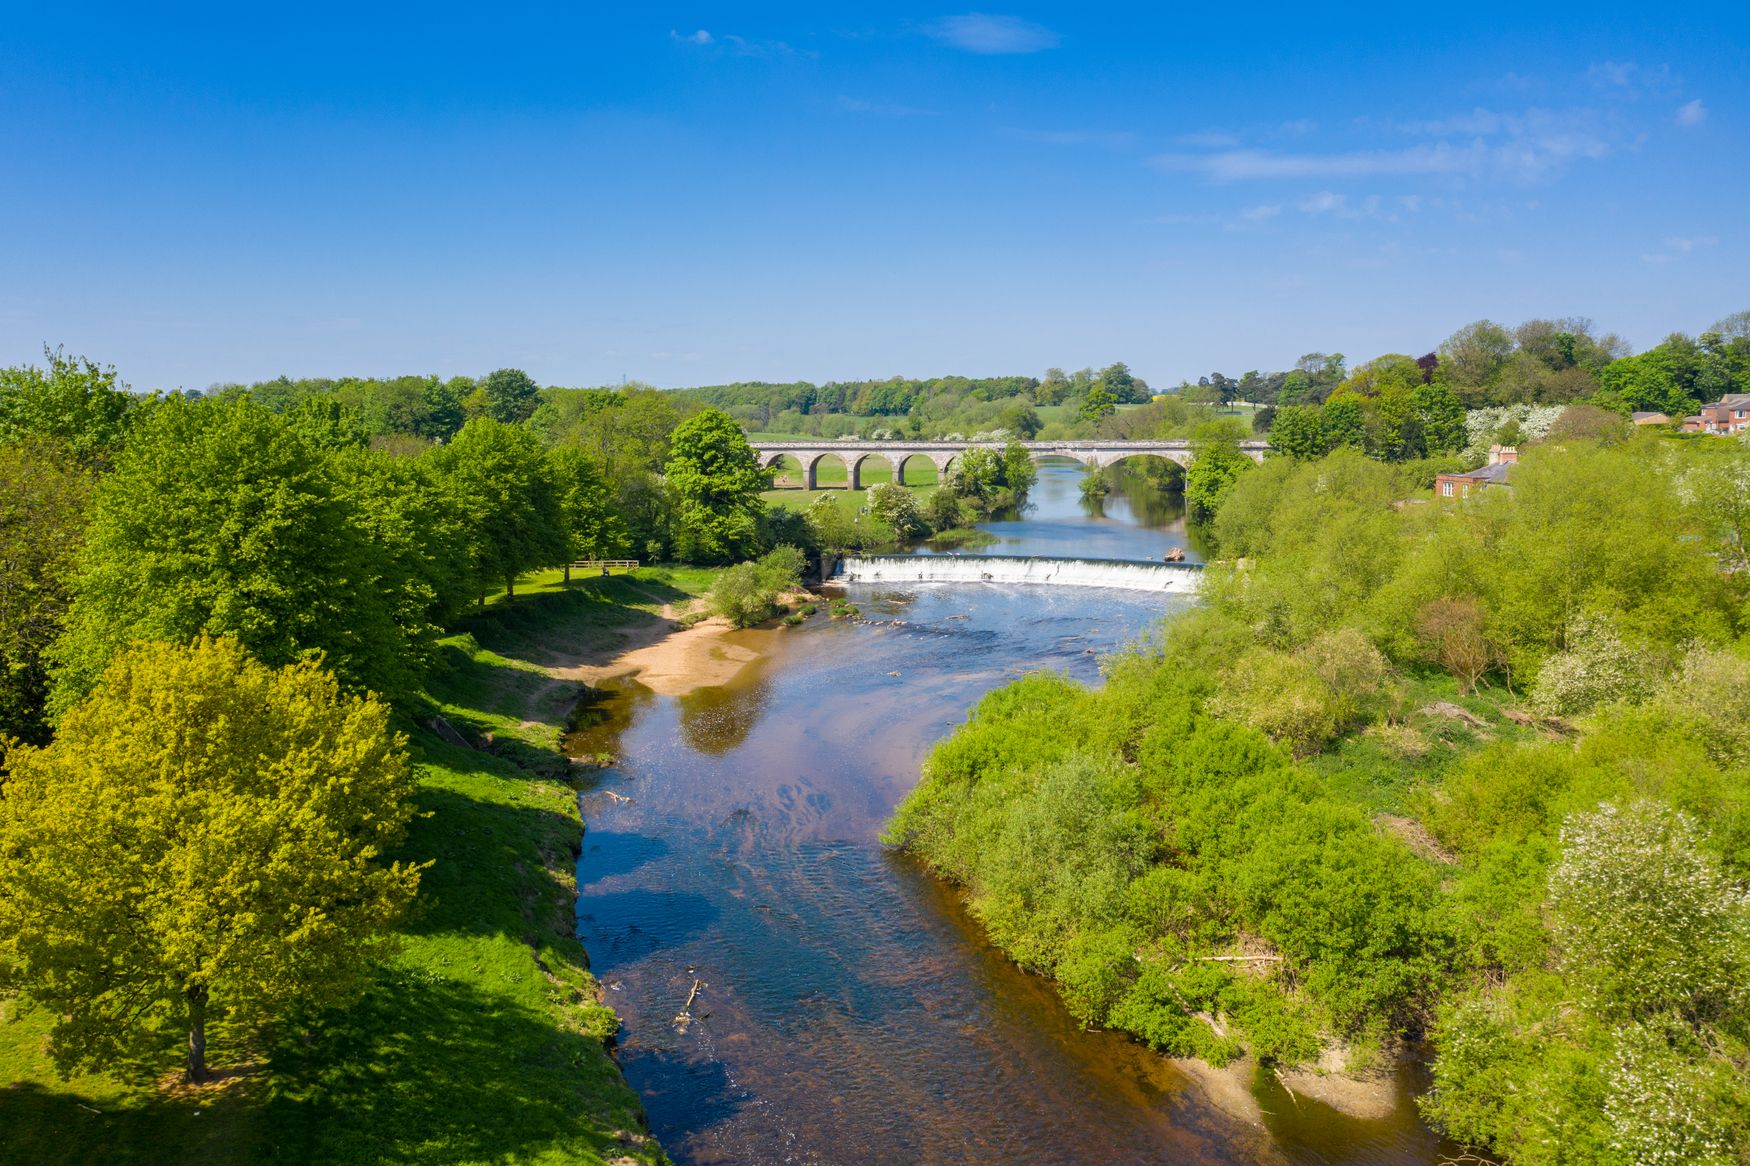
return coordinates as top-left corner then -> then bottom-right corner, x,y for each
749,439 -> 1270,490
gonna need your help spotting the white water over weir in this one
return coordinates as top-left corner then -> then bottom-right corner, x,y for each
833,555 -> 1203,593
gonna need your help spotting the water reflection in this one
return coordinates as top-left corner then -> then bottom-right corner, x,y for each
677,671 -> 776,755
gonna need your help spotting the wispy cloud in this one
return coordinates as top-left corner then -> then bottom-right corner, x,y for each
1238,204 -> 1282,222
1587,60 -> 1674,95
926,13 -> 1059,54
1676,98 -> 1708,127
670,28 -> 810,58
1004,127 -> 1135,148
1155,143 -> 1485,182
1161,104 -> 1615,185
1641,235 -> 1719,264
838,96 -> 940,118
1177,130 -> 1239,148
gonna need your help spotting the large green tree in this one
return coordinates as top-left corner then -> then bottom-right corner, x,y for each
0,443 -> 93,742
0,636 -> 422,1083
664,408 -> 771,562
479,367 -> 542,424
1267,405 -> 1329,460
49,397 -> 425,710
549,445 -> 629,576
429,417 -> 568,596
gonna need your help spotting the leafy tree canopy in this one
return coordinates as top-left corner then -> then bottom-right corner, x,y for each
0,636 -> 421,1083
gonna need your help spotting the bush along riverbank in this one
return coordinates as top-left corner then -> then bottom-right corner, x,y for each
888,439 -> 1750,1166
0,570 -> 695,1166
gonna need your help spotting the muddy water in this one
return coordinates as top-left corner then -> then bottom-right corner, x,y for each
570,462 -> 1455,1164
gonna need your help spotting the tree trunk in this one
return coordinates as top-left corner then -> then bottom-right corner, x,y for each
186,984 -> 210,1084
564,563 -> 571,584
506,576 -> 515,598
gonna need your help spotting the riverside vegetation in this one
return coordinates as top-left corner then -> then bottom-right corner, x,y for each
889,433 -> 1750,1165
5,313 -> 1749,1164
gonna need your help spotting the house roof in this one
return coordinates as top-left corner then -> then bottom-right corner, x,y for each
1454,462 -> 1512,484
1631,411 -> 1668,421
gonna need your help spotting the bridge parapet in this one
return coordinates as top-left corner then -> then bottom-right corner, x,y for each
751,438 -> 1267,487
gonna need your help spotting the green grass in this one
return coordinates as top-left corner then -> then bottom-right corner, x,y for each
1,570 -> 713,1166
761,482 -> 939,512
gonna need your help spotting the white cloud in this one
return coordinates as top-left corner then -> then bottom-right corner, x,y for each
670,29 -> 712,45
926,14 -> 1059,54
1677,98 -> 1708,127
1238,204 -> 1282,221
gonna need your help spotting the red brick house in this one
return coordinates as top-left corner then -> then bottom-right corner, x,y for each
1435,445 -> 1517,499
1694,394 -> 1750,434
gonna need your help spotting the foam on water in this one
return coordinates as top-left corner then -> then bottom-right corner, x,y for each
835,553 -> 1203,593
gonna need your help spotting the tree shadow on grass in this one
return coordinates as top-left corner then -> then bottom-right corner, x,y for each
261,966 -> 661,1166
458,575 -> 694,665
0,1077 -> 261,1166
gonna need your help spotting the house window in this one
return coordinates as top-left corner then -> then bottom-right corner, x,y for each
1440,481 -> 1454,497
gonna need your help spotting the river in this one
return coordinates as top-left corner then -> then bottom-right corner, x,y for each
569,460 -> 1455,1165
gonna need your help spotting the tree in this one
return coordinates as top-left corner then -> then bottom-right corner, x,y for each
1079,381 -> 1117,422
1184,426 -> 1255,522
0,443 -> 93,742
664,408 -> 772,563
1437,320 -> 1515,407
431,418 -> 569,596
1321,396 -> 1366,449
1267,405 -> 1328,460
479,368 -> 541,424
1411,382 -> 1466,454
549,446 -> 628,578
50,398 -> 427,711
1415,596 -> 1495,694
1096,362 -> 1147,404
0,348 -> 136,465
0,636 -> 422,1083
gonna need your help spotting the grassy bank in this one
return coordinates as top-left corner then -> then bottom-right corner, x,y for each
1,569 -> 708,1166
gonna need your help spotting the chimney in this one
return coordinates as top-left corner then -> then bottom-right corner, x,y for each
1488,444 -> 1519,465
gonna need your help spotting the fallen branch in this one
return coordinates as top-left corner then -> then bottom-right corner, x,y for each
1272,1067 -> 1302,1110
672,978 -> 705,1032
1191,954 -> 1283,963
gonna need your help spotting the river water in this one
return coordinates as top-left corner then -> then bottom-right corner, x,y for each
570,461 -> 1454,1165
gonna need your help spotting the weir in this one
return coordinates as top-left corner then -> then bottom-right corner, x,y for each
833,554 -> 1202,593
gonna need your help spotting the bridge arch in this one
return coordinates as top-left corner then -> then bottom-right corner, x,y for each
803,450 -> 853,490
763,452 -> 804,488
1098,449 -> 1193,473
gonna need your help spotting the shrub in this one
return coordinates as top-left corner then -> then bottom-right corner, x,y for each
865,481 -> 923,535
708,546 -> 806,628
1208,649 -> 1342,758
1416,596 -> 1496,694
1532,614 -> 1653,716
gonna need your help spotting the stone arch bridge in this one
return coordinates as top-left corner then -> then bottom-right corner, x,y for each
750,439 -> 1269,490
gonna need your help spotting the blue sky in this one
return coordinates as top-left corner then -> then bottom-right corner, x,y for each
1,4 -> 1743,391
